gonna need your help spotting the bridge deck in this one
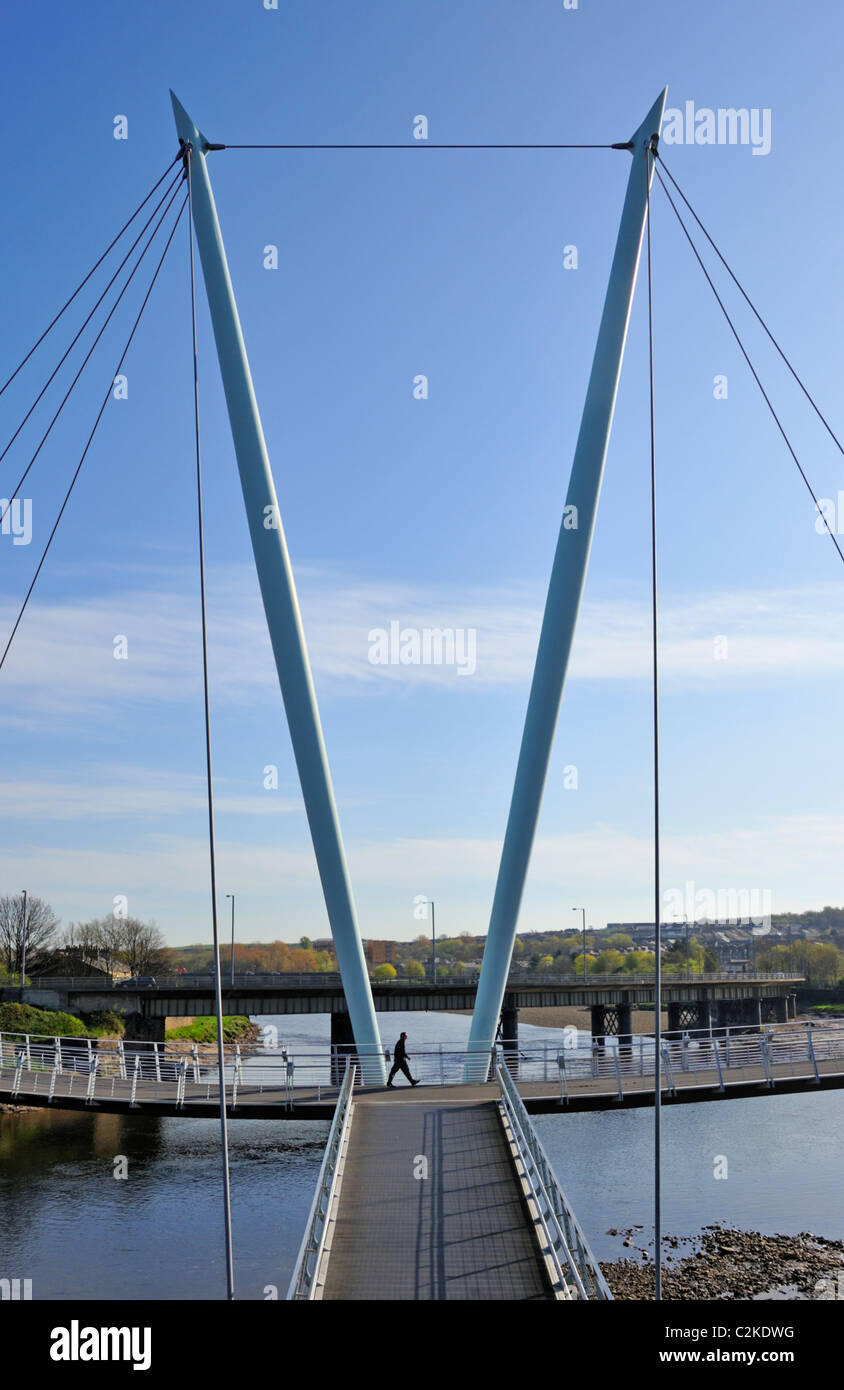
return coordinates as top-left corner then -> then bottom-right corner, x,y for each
320,1093 -> 554,1301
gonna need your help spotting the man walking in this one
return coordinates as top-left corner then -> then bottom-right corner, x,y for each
387,1031 -> 420,1088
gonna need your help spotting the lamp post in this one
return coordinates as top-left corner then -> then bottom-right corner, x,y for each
430,900 -> 436,985
225,894 -> 235,987
19,889 -> 27,995
572,907 -> 587,982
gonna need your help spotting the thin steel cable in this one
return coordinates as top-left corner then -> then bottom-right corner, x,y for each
222,142 -> 618,150
657,156 -> 844,461
654,166 -> 844,570
185,145 -> 236,1304
0,196 -> 187,674
0,169 -> 184,479
0,154 -> 182,400
0,178 -> 184,532
645,142 -> 663,1304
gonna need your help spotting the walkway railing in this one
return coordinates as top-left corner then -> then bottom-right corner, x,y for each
1,1020 -> 842,1107
287,1063 -> 357,1300
496,1061 -> 612,1300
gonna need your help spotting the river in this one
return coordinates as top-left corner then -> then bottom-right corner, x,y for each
1,1010 -> 841,1298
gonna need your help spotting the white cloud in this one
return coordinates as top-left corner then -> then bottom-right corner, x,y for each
1,563 -> 842,731
2,812 -> 841,943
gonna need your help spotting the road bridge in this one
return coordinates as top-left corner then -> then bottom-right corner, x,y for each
7,973 -> 802,1049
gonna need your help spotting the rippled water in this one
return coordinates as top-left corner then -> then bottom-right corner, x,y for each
2,1010 -> 841,1299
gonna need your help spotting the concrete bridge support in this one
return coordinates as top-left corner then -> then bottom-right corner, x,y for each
122,1012 -> 165,1044
761,995 -> 789,1025
499,1002 -> 519,1074
330,1010 -> 356,1084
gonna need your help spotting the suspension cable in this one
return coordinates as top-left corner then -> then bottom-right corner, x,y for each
654,164 -> 844,570
0,154 -> 182,400
645,141 -> 663,1304
657,156 -> 844,462
221,141 -> 620,150
0,178 -> 184,532
0,168 -> 184,478
0,195 -> 187,674
185,145 -> 236,1303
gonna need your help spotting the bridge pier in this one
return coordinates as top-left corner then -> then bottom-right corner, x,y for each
761,995 -> 788,1025
331,1010 -> 357,1084
666,1000 -> 711,1039
122,1012 -> 165,1044
590,1004 -> 631,1050
499,1001 -> 519,1073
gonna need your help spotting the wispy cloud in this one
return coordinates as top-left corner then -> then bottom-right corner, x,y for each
1,812 -> 840,941
1,563 -> 842,731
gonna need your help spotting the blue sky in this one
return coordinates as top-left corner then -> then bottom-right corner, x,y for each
1,0 -> 843,947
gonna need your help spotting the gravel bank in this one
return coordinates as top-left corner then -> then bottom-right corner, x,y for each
601,1226 -> 844,1300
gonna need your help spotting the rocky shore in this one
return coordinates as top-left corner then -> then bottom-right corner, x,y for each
601,1225 -> 844,1299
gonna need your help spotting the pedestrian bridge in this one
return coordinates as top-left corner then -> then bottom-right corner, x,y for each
2,1019 -> 842,1119
287,1062 -> 612,1300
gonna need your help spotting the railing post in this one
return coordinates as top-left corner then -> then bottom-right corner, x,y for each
712,1038 -> 725,1092
117,1039 -> 126,1080
613,1046 -> 623,1103
760,1031 -> 773,1088
12,1055 -> 24,1097
807,1026 -> 820,1084
130,1055 -> 140,1106
54,1037 -> 63,1076
557,1051 -> 568,1106
153,1041 -> 161,1083
86,1055 -> 99,1103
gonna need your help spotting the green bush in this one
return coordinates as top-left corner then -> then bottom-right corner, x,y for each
0,1002 -> 88,1037
165,1016 -> 253,1043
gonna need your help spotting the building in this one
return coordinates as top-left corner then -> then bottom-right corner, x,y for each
363,940 -> 398,966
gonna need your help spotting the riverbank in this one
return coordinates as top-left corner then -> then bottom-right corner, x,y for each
601,1225 -> 844,1299
165,1017 -> 260,1045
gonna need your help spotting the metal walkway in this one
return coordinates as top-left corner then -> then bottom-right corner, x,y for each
289,1063 -> 612,1301
321,1095 -> 552,1301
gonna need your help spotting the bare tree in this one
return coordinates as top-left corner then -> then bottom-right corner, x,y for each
0,894 -> 60,975
115,918 -> 170,976
62,917 -> 126,975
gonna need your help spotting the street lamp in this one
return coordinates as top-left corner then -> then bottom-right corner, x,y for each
225,894 -> 235,987
429,900 -> 436,984
19,889 -> 27,995
572,907 -> 587,983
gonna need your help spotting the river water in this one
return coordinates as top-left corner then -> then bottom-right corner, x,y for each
2,1010 -> 841,1299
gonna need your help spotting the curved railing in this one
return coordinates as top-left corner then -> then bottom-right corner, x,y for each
496,1061 -> 612,1299
286,1063 -> 357,1299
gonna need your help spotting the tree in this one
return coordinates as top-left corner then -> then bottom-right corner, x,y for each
572,952 -> 596,975
373,963 -> 397,980
593,949 -> 625,975
115,918 -> 170,976
404,959 -> 426,979
0,894 -> 60,975
536,955 -> 555,972
62,917 -> 125,975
